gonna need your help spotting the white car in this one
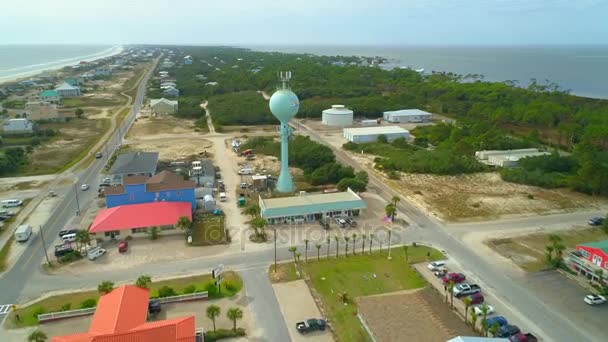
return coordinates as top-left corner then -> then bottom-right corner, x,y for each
584,294 -> 606,305
80,184 -> 90,191
427,261 -> 446,271
473,305 -> 494,316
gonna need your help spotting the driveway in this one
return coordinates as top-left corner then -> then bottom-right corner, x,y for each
522,270 -> 608,339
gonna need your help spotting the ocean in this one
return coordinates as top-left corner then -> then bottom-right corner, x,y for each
0,45 -> 122,83
247,45 -> 608,99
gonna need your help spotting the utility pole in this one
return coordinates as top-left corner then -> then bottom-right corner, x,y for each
274,227 -> 277,273
74,184 -> 80,216
39,225 -> 50,266
387,229 -> 392,260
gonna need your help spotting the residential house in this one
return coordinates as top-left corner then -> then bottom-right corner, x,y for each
568,240 -> 608,285
160,81 -> 177,89
55,82 -> 81,97
24,101 -> 60,121
51,285 -> 200,342
64,77 -> 80,86
2,118 -> 34,133
80,72 -> 95,81
105,170 -> 196,210
184,56 -> 193,64
205,82 -> 218,86
150,98 -> 178,115
39,90 -> 61,104
163,87 -> 180,97
109,151 -> 159,184
95,67 -> 112,77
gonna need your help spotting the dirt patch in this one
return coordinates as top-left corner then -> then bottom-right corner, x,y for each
127,116 -> 195,137
358,287 -> 472,342
125,138 -> 214,161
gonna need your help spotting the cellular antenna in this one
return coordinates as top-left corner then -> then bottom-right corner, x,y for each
278,71 -> 292,90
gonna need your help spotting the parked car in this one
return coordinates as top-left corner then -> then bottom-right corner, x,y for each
497,324 -> 521,338
95,152 -> 103,159
345,218 -> 357,227
584,294 -> 606,305
588,217 -> 605,226
473,304 -> 494,316
148,300 -> 161,315
453,283 -> 481,298
434,267 -> 448,277
335,218 -> 347,228
59,229 -> 76,237
54,243 -> 74,257
81,184 -> 89,191
427,261 -> 446,271
87,247 -> 106,260
1,199 -> 23,207
103,177 -> 111,183
441,272 -> 465,284
48,190 -> 57,197
296,319 -> 326,334
509,333 -> 538,342
484,315 -> 508,328
118,240 -> 128,253
468,293 -> 484,305
240,182 -> 248,189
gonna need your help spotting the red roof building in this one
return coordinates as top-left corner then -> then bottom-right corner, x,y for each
89,202 -> 192,233
51,286 -> 198,342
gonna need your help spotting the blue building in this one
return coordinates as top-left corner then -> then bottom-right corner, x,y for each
105,171 -> 197,210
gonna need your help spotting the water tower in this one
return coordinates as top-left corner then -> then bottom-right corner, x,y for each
269,71 -> 299,193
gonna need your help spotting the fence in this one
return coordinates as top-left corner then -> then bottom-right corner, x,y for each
38,291 -> 208,323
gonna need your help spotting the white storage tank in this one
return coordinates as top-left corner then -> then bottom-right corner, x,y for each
322,105 -> 353,127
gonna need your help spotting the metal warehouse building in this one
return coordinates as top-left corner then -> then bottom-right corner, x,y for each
383,109 -> 432,123
475,148 -> 550,167
259,188 -> 366,225
343,126 -> 409,143
322,104 -> 354,127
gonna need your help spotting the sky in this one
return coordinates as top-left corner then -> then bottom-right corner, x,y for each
1,0 -> 607,45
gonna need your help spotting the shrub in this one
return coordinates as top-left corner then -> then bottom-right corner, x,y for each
80,299 -> 97,309
60,303 -> 71,311
158,286 -> 176,298
204,328 -> 246,342
205,282 -> 219,298
224,281 -> 238,293
58,250 -> 82,263
32,306 -> 46,320
125,235 -> 133,240
183,285 -> 196,294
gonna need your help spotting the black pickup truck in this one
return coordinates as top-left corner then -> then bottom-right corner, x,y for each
296,319 -> 327,334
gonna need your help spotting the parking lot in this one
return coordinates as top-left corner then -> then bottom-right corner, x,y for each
522,270 -> 608,340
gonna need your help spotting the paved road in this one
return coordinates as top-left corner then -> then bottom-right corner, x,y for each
0,57 -> 157,310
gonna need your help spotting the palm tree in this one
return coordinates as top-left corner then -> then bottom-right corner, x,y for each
315,243 -> 322,261
326,236 -> 331,257
391,195 -> 401,207
304,239 -> 309,262
75,230 -> 91,250
489,321 -> 500,337
97,280 -> 114,294
403,245 -> 409,263
135,275 -> 152,289
28,330 -> 47,342
463,297 -> 472,325
344,236 -> 350,256
470,309 -> 478,333
480,304 -> 490,336
206,305 -> 220,332
243,204 -> 260,217
369,233 -> 374,253
296,252 -> 302,263
545,245 -> 554,266
595,269 -> 605,287
176,216 -> 192,234
361,234 -> 366,254
288,246 -> 297,264
447,280 -> 455,309
334,236 -> 339,257
227,307 -> 243,331
351,234 -> 357,255
385,203 -> 396,222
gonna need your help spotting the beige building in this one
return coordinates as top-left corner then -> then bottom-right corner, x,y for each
150,98 -> 178,115
25,101 -> 59,121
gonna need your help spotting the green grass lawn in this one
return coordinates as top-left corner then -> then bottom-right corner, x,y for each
7,271 -> 242,328
299,245 -> 443,341
63,97 -> 124,108
191,213 -> 227,246
0,236 -> 14,272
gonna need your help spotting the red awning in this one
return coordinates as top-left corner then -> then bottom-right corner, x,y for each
89,202 -> 192,233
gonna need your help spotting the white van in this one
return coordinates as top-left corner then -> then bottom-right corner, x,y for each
87,247 -> 106,260
14,224 -> 32,242
219,192 -> 227,202
61,233 -> 77,243
238,167 -> 253,175
2,199 -> 23,208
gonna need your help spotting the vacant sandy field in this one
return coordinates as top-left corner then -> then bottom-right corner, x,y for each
126,115 -> 196,137
125,137 -> 214,161
358,287 -> 471,342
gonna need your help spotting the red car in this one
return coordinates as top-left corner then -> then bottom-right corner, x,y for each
118,240 -> 128,253
468,293 -> 485,305
442,272 -> 466,284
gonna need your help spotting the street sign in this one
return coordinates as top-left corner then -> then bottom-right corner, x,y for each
215,277 -> 223,287
212,264 -> 224,279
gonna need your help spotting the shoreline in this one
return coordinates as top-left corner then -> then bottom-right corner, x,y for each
0,45 -> 124,86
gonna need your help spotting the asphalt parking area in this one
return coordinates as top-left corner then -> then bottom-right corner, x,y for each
522,270 -> 608,341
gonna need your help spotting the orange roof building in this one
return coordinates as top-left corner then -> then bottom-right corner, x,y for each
52,286 -> 197,342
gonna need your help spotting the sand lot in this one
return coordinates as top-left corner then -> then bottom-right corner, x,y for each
358,287 -> 471,342
125,137 -> 214,161
126,115 -> 196,137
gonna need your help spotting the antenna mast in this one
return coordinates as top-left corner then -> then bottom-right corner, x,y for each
278,71 -> 292,90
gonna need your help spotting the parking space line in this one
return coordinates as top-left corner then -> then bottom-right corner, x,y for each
0,305 -> 13,315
